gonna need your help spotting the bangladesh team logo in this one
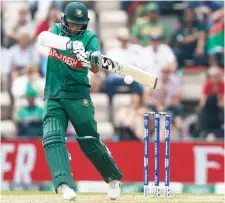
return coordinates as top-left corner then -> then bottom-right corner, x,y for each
75,9 -> 83,17
83,99 -> 89,106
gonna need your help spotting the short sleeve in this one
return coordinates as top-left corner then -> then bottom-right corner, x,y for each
219,80 -> 224,95
163,45 -> 176,63
86,36 -> 100,53
202,80 -> 210,96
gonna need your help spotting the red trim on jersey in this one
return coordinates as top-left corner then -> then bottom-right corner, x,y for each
49,48 -> 84,69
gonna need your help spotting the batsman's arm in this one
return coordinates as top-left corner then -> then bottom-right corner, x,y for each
38,31 -> 158,89
38,31 -> 70,50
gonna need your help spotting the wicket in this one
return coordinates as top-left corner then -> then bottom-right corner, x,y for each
144,112 -> 171,199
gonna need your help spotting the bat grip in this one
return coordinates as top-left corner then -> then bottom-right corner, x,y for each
66,41 -> 71,51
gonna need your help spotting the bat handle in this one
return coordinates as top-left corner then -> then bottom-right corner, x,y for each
66,41 -> 72,51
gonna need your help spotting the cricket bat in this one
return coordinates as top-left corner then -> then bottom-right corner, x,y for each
38,31 -> 158,89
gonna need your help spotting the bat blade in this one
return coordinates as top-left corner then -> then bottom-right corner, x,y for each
120,64 -> 158,89
101,55 -> 158,89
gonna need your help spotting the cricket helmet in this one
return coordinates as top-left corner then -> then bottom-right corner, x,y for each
61,2 -> 89,36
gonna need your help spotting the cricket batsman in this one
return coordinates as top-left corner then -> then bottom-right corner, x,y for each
41,2 -> 122,200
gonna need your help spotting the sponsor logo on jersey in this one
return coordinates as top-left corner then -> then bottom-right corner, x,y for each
49,48 -> 84,69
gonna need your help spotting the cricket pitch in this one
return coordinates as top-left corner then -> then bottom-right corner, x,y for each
1,192 -> 224,203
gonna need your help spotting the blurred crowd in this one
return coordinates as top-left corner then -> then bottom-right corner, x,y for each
1,1 -> 224,142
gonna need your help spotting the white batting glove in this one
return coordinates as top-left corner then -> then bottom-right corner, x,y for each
78,51 -> 102,69
78,52 -> 90,68
67,41 -> 90,67
67,41 -> 85,54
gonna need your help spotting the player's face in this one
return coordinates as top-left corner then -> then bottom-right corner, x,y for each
27,97 -> 35,106
120,38 -> 128,48
151,39 -> 160,48
161,68 -> 171,82
68,23 -> 82,31
49,8 -> 59,21
148,11 -> 159,22
184,9 -> 194,22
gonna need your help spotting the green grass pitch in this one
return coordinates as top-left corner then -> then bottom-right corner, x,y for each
1,191 -> 224,203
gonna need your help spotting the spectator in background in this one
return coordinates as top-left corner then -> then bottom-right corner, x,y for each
187,1 -> 224,29
210,4 -> 224,23
207,13 -> 224,67
131,2 -> 171,46
125,1 -> 149,27
9,28 -> 39,82
1,9 -> 11,91
171,8 -> 208,68
105,28 -> 143,103
15,83 -> 44,138
116,93 -> 151,141
1,9 -> 6,48
1,46 -> 11,91
11,65 -> 44,99
139,34 -> 177,77
5,8 -> 31,47
144,66 -> 184,140
28,0 -> 38,19
199,67 -> 224,141
34,6 -> 60,38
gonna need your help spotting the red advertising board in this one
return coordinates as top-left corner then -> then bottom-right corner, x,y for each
1,140 -> 224,184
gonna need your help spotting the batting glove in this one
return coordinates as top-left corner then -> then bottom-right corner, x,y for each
87,51 -> 102,68
67,41 -> 91,67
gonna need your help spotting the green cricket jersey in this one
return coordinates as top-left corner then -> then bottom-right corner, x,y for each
16,106 -> 44,120
44,23 -> 100,100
